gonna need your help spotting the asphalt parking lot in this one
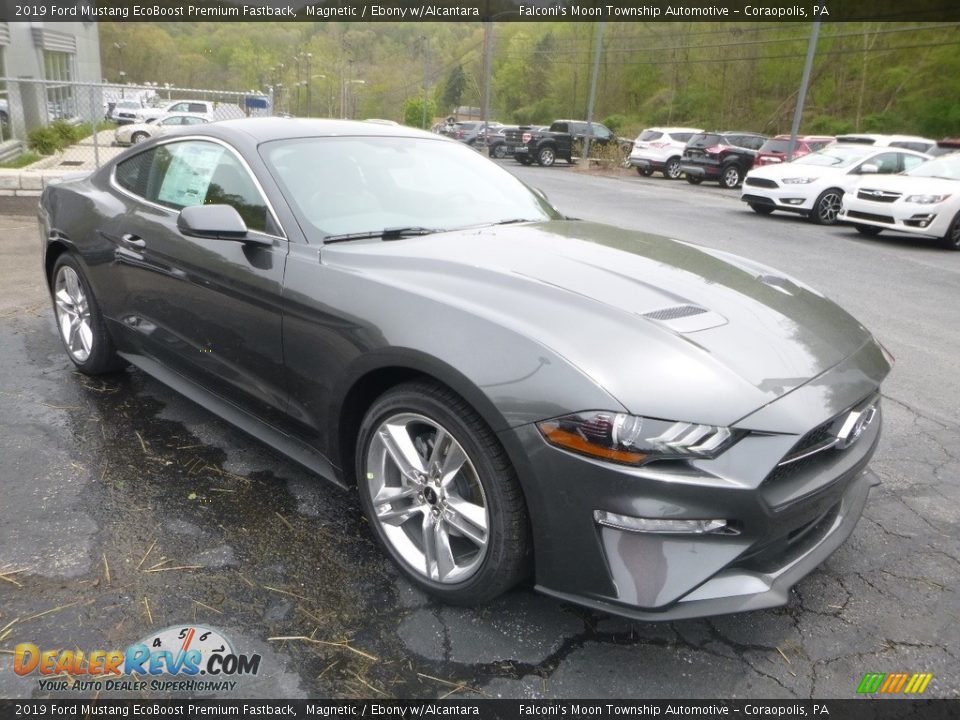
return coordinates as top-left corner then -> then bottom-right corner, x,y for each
0,164 -> 958,700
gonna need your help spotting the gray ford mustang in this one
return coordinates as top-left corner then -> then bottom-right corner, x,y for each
39,118 -> 891,620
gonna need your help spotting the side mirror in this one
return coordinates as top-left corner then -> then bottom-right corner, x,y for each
859,163 -> 879,174
177,204 -> 250,240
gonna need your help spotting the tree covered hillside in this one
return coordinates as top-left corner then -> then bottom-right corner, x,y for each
99,21 -> 960,137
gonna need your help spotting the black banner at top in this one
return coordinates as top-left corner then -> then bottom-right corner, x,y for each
0,700 -> 959,720
1,0 -> 959,23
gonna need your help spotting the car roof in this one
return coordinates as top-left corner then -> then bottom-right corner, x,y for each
643,127 -> 704,133
187,117 -> 438,144
769,134 -> 835,141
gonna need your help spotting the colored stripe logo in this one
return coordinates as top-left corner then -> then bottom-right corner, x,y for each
857,672 -> 933,694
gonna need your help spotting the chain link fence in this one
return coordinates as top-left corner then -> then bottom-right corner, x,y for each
0,79 -> 273,170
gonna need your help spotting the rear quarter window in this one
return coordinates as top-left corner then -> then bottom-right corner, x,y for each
639,130 -> 663,141
669,132 -> 695,143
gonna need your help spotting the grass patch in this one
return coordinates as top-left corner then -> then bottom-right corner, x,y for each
0,151 -> 43,169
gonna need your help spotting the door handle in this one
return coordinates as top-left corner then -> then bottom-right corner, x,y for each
121,233 -> 146,249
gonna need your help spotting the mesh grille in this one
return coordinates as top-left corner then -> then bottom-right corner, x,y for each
764,418 -> 835,485
745,177 -> 778,188
643,305 -> 708,321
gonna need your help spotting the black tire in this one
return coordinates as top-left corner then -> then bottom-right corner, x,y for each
941,212 -> 960,250
720,164 -> 743,189
537,145 -> 556,167
686,174 -> 703,185
356,381 -> 530,605
131,131 -> 148,144
749,204 -> 775,216
516,156 -> 533,166
854,224 -> 883,237
637,167 -> 654,177
491,144 -> 507,159
811,188 -> 844,225
50,253 -> 125,375
663,157 -> 682,180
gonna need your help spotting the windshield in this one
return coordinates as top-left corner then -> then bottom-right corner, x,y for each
794,145 -> 873,168
905,154 -> 960,181
261,136 -> 558,238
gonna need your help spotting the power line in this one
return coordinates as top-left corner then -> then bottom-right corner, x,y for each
504,23 -> 959,57
499,39 -> 960,66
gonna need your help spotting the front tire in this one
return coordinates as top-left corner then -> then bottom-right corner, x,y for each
356,381 -> 530,605
811,188 -> 843,225
686,174 -> 703,185
131,131 -> 148,144
51,254 -> 125,375
491,144 -> 507,159
637,167 -> 654,177
854,224 -> 883,237
537,146 -> 556,167
941,212 -> 960,250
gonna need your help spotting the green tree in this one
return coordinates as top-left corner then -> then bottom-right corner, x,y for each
403,96 -> 436,129
440,64 -> 467,114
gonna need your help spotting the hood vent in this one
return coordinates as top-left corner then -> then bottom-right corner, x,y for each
643,304 -> 708,321
642,304 -> 726,333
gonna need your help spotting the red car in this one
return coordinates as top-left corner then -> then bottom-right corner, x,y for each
754,135 -> 835,166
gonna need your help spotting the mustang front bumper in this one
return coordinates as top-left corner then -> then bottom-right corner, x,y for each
499,339 -> 889,620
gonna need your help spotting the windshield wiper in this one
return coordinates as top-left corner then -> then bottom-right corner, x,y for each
323,227 -> 443,244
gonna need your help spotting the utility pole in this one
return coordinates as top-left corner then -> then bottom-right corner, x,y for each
787,22 -> 821,161
422,36 -> 431,129
583,21 -> 605,160
482,22 -> 493,142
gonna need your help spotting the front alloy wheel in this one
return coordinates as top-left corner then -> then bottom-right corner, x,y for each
357,382 -> 529,604
812,188 -> 843,225
537,146 -> 556,167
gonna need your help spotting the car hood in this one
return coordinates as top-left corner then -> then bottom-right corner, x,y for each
749,162 -> 846,180
852,174 -> 959,195
325,221 -> 877,426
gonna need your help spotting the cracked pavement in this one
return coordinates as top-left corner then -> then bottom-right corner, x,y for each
1,166 -> 958,700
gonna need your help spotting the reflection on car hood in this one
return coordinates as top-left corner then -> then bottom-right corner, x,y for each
750,162 -> 846,179
326,221 -> 877,426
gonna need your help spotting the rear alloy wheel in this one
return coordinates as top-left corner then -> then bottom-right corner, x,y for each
131,131 -> 148,144
749,203 -> 775,216
51,254 -> 125,375
854,224 -> 883,237
941,212 -> 960,250
357,382 -> 529,604
720,164 -> 742,189
537,146 -> 556,167
685,174 -> 703,185
812,188 -> 843,225
664,157 -> 682,180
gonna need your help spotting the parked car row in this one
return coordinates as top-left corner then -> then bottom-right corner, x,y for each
739,138 -> 960,250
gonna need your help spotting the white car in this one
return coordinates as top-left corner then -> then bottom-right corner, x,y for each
114,113 -> 210,146
136,100 -> 214,124
839,153 -> 960,250
835,133 -> 936,154
628,127 -> 703,179
740,144 -> 931,225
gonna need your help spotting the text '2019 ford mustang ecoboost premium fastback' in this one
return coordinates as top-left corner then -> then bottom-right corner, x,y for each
39,119 -> 892,621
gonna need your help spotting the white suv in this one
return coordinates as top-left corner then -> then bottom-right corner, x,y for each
629,127 -> 703,179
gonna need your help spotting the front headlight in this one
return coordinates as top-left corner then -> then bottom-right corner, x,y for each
781,177 -> 816,184
536,411 -> 741,466
904,194 -> 950,204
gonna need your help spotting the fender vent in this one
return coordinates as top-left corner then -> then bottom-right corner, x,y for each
643,305 -> 708,321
